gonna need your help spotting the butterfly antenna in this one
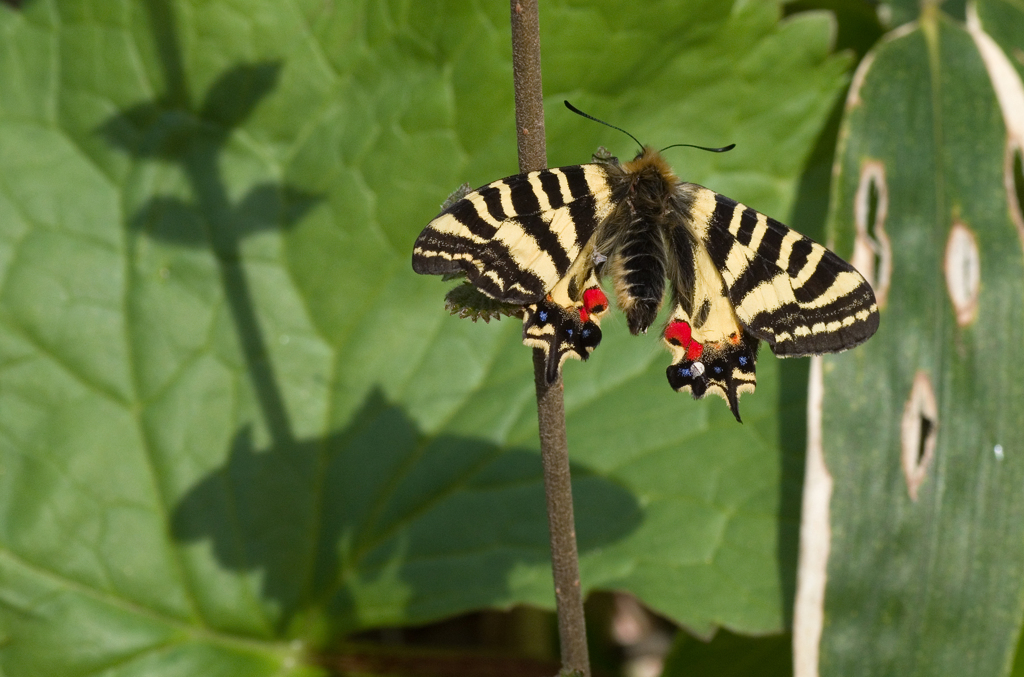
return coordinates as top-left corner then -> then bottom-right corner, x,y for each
660,142 -> 736,153
564,100 -> 644,151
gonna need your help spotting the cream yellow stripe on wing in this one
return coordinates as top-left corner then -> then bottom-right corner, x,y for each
728,203 -> 747,237
791,244 -> 827,288
497,274 -> 547,300
721,240 -> 753,287
689,247 -> 745,342
492,221 -> 560,288
797,271 -> 870,309
747,213 -> 769,252
482,269 -> 505,289
552,168 -> 574,206
687,188 -> 719,239
465,187 -> 504,228
768,302 -> 879,346
549,207 -> 584,264
734,274 -> 798,322
528,172 -> 553,212
412,247 -> 477,264
582,164 -> 611,194
583,164 -> 616,222
424,213 -> 491,244
774,229 -> 804,272
497,180 -> 516,222
525,323 -> 557,338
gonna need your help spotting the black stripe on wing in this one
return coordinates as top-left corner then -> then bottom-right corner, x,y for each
734,208 -> 759,247
702,194 -> 736,273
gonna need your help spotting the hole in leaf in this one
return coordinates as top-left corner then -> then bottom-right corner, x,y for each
901,371 -> 938,502
1008,141 -> 1024,245
852,161 -> 891,306
918,415 -> 933,463
1014,146 -> 1023,209
944,222 -> 980,326
867,179 -> 879,235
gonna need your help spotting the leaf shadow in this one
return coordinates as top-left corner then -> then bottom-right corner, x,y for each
98,61 -> 321,249
170,388 -> 643,634
97,0 -> 643,638
98,49 -> 322,446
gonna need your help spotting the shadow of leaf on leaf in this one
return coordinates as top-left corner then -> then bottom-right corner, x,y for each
170,388 -> 643,634
92,0 -> 642,637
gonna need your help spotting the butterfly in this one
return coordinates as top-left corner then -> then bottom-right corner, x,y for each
412,102 -> 879,421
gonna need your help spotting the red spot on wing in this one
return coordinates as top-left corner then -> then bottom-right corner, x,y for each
579,307 -> 590,323
685,342 -> 704,361
666,319 -> 705,361
583,287 -> 608,314
664,321 -> 692,347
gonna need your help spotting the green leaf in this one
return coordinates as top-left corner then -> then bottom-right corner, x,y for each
878,0 -> 967,27
0,0 -> 849,673
978,4 -> 1024,674
815,7 -> 1024,675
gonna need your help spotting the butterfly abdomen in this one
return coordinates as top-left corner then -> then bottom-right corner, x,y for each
603,207 -> 666,334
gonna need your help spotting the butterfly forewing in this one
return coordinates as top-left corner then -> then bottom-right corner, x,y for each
413,164 -> 614,304
682,185 -> 879,356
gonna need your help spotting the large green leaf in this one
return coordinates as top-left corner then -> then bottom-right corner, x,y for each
811,5 -> 1024,675
0,0 -> 849,673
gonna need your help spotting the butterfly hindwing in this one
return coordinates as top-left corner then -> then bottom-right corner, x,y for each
523,298 -> 603,384
523,267 -> 610,384
663,227 -> 759,420
665,312 -> 759,422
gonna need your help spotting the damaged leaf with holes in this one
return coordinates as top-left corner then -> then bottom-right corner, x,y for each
814,5 -> 1024,676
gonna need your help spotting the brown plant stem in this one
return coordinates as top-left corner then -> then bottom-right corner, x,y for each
510,1 -> 547,174
510,1 -> 590,675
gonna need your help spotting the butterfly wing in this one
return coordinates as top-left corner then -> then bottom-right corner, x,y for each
413,164 -> 614,304
413,164 -> 615,382
682,185 -> 879,356
662,184 -> 878,421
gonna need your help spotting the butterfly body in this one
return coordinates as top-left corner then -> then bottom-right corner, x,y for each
413,144 -> 878,421
594,148 -> 679,334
